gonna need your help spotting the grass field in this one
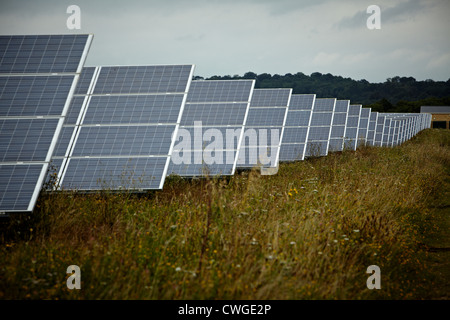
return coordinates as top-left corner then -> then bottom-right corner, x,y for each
1,129 -> 449,300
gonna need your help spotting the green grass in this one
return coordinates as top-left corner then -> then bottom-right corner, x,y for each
1,129 -> 449,300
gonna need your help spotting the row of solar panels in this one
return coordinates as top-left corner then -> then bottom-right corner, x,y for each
0,34 -> 432,214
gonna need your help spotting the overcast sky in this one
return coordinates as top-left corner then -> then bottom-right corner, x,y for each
1,0 -> 449,83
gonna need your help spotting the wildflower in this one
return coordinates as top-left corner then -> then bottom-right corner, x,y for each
353,229 -> 360,233
290,241 -> 296,246
175,267 -> 181,272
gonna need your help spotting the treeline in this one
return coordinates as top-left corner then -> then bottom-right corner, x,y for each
194,72 -> 450,113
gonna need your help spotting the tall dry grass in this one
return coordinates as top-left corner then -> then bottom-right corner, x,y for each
1,129 -> 449,299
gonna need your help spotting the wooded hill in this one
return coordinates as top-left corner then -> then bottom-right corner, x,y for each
195,72 -> 450,113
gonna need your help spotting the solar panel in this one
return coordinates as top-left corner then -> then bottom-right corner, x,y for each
382,117 -> 391,146
237,88 -> 292,170
329,100 -> 349,152
356,108 -> 371,148
344,104 -> 361,151
52,64 -> 195,191
279,94 -> 316,161
0,34 -> 92,214
305,98 -> 336,157
168,80 -> 255,177
391,119 -> 401,146
374,114 -> 386,146
366,111 -> 378,146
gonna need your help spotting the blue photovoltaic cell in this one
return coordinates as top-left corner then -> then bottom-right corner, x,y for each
308,126 -> 332,141
312,99 -> 335,112
180,103 -> 249,126
74,67 -> 95,94
81,95 -> 185,125
64,96 -> 85,125
70,125 -> 176,157
93,65 -> 193,94
0,118 -> 59,162
346,116 -> 360,127
0,34 -> 89,74
282,127 -> 309,143
52,126 -> 76,157
331,113 -> 348,126
284,110 -> 311,127
0,164 -> 44,211
249,89 -> 291,107
61,157 -> 168,190
334,100 -> 350,113
245,108 -> 286,127
0,76 -> 74,116
186,80 -> 254,103
288,94 -> 315,111
310,112 -> 333,126
331,125 -> 346,137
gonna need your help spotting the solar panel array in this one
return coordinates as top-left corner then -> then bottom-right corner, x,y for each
1,33 -> 434,215
0,34 -> 92,213
237,88 -> 292,170
51,64 -> 195,190
168,80 -> 255,177
329,100 -> 349,152
279,94 -> 316,161
305,98 -> 336,157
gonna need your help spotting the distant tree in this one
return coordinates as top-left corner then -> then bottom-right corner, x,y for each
243,72 -> 257,79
